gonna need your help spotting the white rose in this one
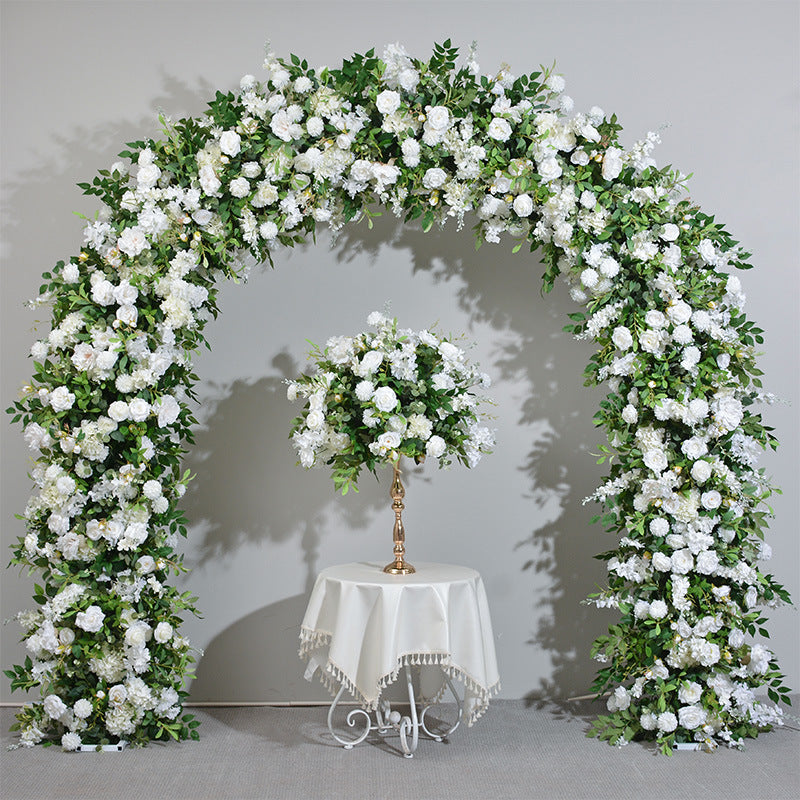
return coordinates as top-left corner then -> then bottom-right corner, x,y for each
360,350 -> 383,374
376,431 -> 402,452
678,705 -> 707,730
108,684 -> 128,707
426,435 -> 446,459
306,409 -> 325,430
117,226 -> 150,257
425,105 -> 450,132
136,163 -> 161,189
712,395 -> 743,432
376,90 -> 401,115
639,329 -> 665,355
372,386 -> 398,413
513,194 -> 533,217
199,164 -> 222,196
107,400 -> 129,422
229,177 -> 250,198
621,404 -> 638,425
681,437 -> 707,460
612,326 -> 633,350
44,694 -> 69,720
75,605 -> 105,633
671,549 -> 694,574
643,449 -> 668,473
666,301 -> 692,325
125,621 -> 151,648
422,168 -> 447,189
652,552 -> 672,571
116,304 -> 138,327
219,130 -> 241,157
538,157 -> 563,182
645,310 -> 666,328
728,628 -> 745,649
136,555 -> 156,574
692,461 -> 713,483
660,223 -> 680,241
128,398 -> 151,422
49,386 -> 76,412
487,117 -> 512,142
695,550 -> 719,574
678,681 -> 703,705
601,147 -> 624,181
154,621 -> 173,644
91,279 -> 116,306
701,490 -> 722,510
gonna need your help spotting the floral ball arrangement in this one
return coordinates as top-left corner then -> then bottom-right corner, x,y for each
5,38 -> 791,752
287,311 -> 495,492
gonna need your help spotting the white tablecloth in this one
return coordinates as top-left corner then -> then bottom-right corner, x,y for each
299,562 -> 500,725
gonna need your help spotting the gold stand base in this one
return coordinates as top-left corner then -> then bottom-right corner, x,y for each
383,560 -> 416,575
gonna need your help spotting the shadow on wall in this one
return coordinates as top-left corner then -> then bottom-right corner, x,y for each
181,353 -> 387,594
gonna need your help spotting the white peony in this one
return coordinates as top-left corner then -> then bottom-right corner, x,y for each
49,386 -> 76,412
422,168 -> 447,189
487,117 -> 512,142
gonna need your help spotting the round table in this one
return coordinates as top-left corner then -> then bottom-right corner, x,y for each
299,561 -> 500,758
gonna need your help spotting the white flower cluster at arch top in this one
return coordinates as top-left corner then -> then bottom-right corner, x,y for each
6,40 -> 791,753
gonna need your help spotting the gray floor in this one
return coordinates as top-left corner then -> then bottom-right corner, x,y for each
1,700 -> 798,800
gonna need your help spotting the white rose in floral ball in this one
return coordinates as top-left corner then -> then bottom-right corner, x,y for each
701,490 -> 722,510
671,549 -> 694,574
360,350 -> 383,374
306,409 -> 325,430
425,435 -> 446,459
652,552 -> 672,572
513,194 -> 533,217
611,326 -> 633,351
487,117 -> 512,142
49,386 -> 76,412
678,681 -> 703,704
128,398 -> 151,422
425,105 -> 450,133
108,684 -> 128,707
691,460 -> 712,485
422,168 -> 447,189
621,404 -> 638,425
538,156 -> 563,182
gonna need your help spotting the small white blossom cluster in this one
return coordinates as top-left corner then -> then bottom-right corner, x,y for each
287,312 -> 494,489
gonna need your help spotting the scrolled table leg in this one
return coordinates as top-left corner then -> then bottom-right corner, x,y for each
326,684 -> 373,749
397,665 -> 419,758
419,674 -> 463,741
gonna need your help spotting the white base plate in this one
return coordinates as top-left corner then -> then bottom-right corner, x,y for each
673,742 -> 703,751
76,740 -> 128,752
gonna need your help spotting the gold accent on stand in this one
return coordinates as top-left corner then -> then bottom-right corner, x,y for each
383,459 -> 415,575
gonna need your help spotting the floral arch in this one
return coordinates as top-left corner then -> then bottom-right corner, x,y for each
6,41 -> 791,754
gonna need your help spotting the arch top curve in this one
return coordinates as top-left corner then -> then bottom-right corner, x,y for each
6,40 -> 790,752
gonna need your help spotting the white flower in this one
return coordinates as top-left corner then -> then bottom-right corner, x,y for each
678,705 -> 708,730
671,549 -> 694,574
422,168 -> 447,189
154,621 -> 173,644
108,684 -> 128,707
652,552 -> 672,571
49,386 -> 76,412
612,326 -> 633,350
601,147 -> 624,181
44,694 -> 68,720
621,404 -> 638,424
538,157 -> 563,182
711,394 -> 743,433
581,268 -> 599,289
691,460 -> 713,484
513,194 -> 533,217
229,177 -> 250,198
376,90 -> 401,115
306,116 -> 324,137
360,350 -> 383,374
306,409 -> 325,430
649,600 -> 668,619
137,163 -> 161,189
108,400 -> 129,422
142,480 -> 162,500
425,105 -> 450,133
376,431 -> 401,453
117,226 -> 150,257
219,130 -> 241,157
355,380 -> 375,401
373,386 -> 398,413
660,223 -> 680,242
128,398 -> 151,422
681,437 -> 707,460
701,490 -> 722,510
487,117 -> 512,142
426,435 -> 446,458
61,732 -> 82,751
260,221 -> 279,241
75,605 -> 105,633
401,138 -> 421,167
73,698 -> 93,719
640,712 -> 658,731
657,711 -> 678,732
678,681 -> 703,705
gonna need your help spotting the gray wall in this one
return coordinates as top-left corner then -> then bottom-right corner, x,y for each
2,0 -> 798,704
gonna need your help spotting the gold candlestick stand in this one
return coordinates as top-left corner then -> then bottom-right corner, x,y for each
383,459 -> 415,575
